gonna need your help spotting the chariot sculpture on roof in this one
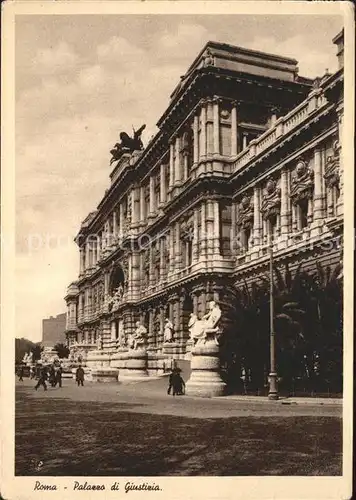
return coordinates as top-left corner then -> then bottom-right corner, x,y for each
110,124 -> 146,165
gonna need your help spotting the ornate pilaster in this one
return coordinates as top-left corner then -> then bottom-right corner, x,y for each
280,170 -> 290,236
200,201 -> 207,259
139,186 -> 145,225
169,141 -> 174,190
168,226 -> 175,275
200,100 -> 207,159
148,175 -> 155,218
253,187 -> 262,247
206,200 -> 214,258
313,148 -> 324,221
175,222 -> 181,269
119,203 -> 124,238
193,114 -> 199,165
213,201 -> 221,255
231,101 -> 238,156
160,164 -> 167,205
174,136 -> 181,186
213,97 -> 220,156
192,208 -> 199,263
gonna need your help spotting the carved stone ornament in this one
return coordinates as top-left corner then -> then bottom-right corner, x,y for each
203,48 -> 214,67
237,195 -> 254,230
260,179 -> 281,220
324,148 -> 340,190
181,220 -> 194,241
290,160 -> 314,205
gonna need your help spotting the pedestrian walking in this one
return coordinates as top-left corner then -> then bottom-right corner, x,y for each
49,366 -> 56,387
172,369 -> 185,396
76,365 -> 85,387
17,365 -> 24,382
54,366 -> 62,388
167,370 -> 174,395
30,366 -> 36,379
35,366 -> 48,391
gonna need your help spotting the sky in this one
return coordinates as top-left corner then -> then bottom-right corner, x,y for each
15,13 -> 343,341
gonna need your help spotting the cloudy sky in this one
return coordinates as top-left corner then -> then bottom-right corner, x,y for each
15,13 -> 343,341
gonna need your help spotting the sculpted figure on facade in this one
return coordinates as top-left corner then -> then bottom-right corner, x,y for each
110,124 -> 146,164
128,321 -> 147,350
324,142 -> 340,190
260,178 -> 281,220
97,334 -> 103,350
189,301 -> 222,345
203,48 -> 214,67
237,195 -> 254,229
163,318 -> 174,343
290,160 -> 314,204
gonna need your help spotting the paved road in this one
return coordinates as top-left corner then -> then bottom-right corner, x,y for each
18,377 -> 342,418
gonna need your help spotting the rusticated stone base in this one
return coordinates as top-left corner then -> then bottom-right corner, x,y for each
91,367 -> 118,383
119,348 -> 148,381
185,340 -> 226,398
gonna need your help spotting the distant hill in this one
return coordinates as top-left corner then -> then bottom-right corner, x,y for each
15,338 -> 40,364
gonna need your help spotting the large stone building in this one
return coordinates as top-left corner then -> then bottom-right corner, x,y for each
42,313 -> 67,348
65,31 -> 343,381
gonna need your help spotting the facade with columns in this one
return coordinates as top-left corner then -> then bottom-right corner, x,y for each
65,33 -> 344,362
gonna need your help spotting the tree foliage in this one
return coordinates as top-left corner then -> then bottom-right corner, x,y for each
221,262 -> 343,395
54,343 -> 70,359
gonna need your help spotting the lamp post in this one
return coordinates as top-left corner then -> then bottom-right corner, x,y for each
268,240 -> 279,400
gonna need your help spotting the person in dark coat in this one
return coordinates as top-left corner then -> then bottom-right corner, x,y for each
49,366 -> 56,387
54,366 -> 62,388
17,365 -> 24,382
76,365 -> 85,387
167,370 -> 174,395
35,367 -> 48,391
172,370 -> 185,396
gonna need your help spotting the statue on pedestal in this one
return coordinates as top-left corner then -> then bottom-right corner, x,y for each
110,124 -> 146,165
97,334 -> 103,350
128,321 -> 147,350
188,301 -> 222,345
109,284 -> 124,311
163,318 -> 174,343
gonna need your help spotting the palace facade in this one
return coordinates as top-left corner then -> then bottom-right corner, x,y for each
65,31 -> 344,366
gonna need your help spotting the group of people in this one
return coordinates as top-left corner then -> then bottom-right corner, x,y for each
34,364 -> 62,391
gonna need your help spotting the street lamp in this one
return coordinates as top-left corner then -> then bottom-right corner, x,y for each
268,240 -> 279,400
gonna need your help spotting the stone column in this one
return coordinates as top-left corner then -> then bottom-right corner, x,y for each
253,187 -> 262,247
119,204 -> 124,239
169,141 -> 174,190
193,114 -> 199,165
139,186 -> 145,225
200,202 -> 207,259
192,208 -> 199,263
213,97 -> 220,156
113,210 -> 118,238
159,238 -> 166,281
313,148 -> 324,221
206,200 -> 214,258
280,170 -> 290,236
231,101 -> 238,156
169,227 -> 175,275
85,241 -> 90,271
132,187 -> 140,226
160,164 -> 167,205
242,133 -> 248,150
200,101 -> 207,159
79,247 -> 84,275
175,222 -> 181,269
149,175 -> 155,216
111,321 -> 117,341
213,201 -> 221,255
175,136 -> 181,186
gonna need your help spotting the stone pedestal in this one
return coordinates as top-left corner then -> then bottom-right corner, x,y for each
185,340 -> 226,397
162,341 -> 179,357
110,348 -> 130,379
91,367 -> 118,383
119,348 -> 148,381
184,339 -> 194,360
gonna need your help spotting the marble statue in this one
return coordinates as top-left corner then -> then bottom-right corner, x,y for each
188,301 -> 221,345
109,284 -> 124,311
97,334 -> 103,350
128,321 -> 147,350
163,318 -> 174,343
